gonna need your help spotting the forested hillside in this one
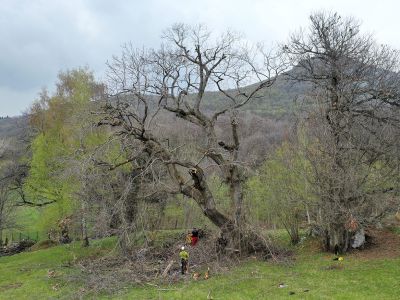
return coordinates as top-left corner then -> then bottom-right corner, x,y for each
0,116 -> 28,140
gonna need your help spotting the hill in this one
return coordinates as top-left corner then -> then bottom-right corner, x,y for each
0,116 -> 29,141
1,69 -> 310,141
199,74 -> 306,118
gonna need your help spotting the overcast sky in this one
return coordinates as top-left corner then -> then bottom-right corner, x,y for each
1,0 -> 400,116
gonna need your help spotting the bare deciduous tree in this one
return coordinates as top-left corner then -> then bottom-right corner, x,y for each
99,24 -> 284,252
284,12 -> 400,253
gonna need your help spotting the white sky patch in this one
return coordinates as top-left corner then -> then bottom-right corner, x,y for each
0,86 -> 39,117
71,3 -> 104,42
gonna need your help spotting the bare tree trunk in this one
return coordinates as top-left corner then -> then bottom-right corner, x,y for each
80,177 -> 90,247
80,196 -> 89,247
183,183 -> 234,229
306,205 -> 311,225
229,115 -> 244,229
230,166 -> 244,227
81,213 -> 89,247
124,170 -> 140,224
325,224 -> 351,254
290,225 -> 300,245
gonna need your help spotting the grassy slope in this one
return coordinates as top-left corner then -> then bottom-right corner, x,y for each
122,255 -> 400,300
0,238 -> 116,300
1,235 -> 400,300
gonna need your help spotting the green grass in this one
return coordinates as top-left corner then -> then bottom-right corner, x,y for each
0,237 -> 116,300
120,254 -> 400,300
2,205 -> 47,242
1,233 -> 400,299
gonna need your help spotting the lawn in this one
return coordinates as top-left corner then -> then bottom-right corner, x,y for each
1,232 -> 400,299
121,253 -> 400,299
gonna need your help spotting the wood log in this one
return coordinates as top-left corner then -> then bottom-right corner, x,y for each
162,260 -> 175,277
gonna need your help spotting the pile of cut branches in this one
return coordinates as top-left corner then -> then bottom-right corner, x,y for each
66,230 -> 290,297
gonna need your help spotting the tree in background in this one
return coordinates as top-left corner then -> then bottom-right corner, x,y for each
0,139 -> 19,243
25,68 -> 106,243
246,139 -> 315,244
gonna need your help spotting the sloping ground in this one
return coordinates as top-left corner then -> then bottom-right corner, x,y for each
0,231 -> 400,299
0,238 -> 115,299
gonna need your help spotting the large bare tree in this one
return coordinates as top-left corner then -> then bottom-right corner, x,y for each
284,12 -> 400,253
99,24 -> 284,252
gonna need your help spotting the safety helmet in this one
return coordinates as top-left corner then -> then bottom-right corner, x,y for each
181,246 -> 185,250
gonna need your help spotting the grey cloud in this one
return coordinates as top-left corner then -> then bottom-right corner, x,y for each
1,0 -> 400,116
